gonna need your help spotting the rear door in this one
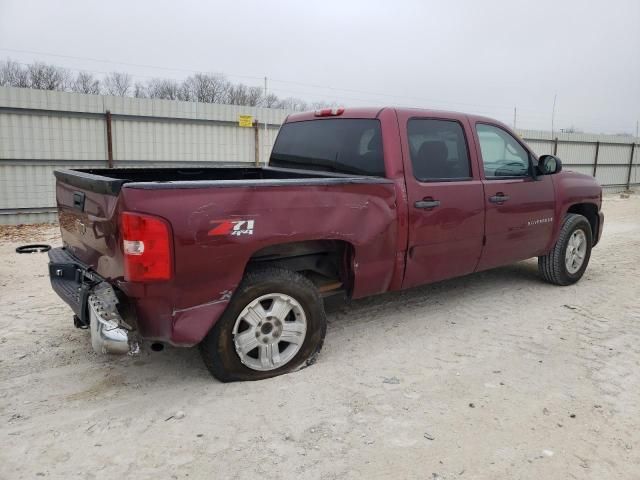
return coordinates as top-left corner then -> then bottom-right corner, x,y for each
472,122 -> 556,271
399,112 -> 485,288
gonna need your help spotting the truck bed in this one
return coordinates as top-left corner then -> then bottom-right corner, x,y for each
52,164 -> 399,345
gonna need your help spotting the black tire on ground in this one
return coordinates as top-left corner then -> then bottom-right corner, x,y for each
538,213 -> 593,286
200,267 -> 327,382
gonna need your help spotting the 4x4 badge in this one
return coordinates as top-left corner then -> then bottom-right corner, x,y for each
208,219 -> 255,236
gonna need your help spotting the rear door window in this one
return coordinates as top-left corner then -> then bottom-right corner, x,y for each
270,119 -> 385,176
407,119 -> 471,181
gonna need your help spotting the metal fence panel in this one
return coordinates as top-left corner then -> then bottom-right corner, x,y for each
595,165 -> 630,186
0,161 -> 103,210
597,143 -> 634,165
555,142 -> 597,165
0,113 -> 107,161
0,211 -> 58,225
110,118 -> 273,163
521,139 -> 555,157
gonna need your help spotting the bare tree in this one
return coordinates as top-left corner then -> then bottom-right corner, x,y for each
146,78 -> 181,100
103,72 -> 132,96
225,84 -> 246,105
261,93 -> 280,108
133,82 -> 147,98
246,86 -> 263,106
225,84 -> 264,106
70,72 -> 101,94
0,60 -> 30,88
181,73 -> 230,103
27,62 -> 69,90
0,58 -> 330,111
277,97 -> 309,111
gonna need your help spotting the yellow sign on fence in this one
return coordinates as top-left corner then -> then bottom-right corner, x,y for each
238,115 -> 254,127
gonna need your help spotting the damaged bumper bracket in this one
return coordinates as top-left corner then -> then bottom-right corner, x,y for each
48,248 -> 138,355
88,282 -> 139,355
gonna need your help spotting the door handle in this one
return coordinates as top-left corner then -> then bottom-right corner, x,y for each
489,193 -> 510,204
73,191 -> 85,211
415,199 -> 441,209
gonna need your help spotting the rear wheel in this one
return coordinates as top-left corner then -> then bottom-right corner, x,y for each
200,268 -> 326,382
538,213 -> 592,286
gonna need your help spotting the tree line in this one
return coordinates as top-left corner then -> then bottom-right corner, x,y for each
0,59 -> 334,111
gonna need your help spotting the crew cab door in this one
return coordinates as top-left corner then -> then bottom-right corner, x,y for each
472,122 -> 556,271
399,113 -> 485,289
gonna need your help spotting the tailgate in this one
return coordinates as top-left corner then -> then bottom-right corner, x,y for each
54,169 -> 125,280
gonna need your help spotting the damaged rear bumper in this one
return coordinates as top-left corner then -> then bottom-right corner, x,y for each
48,247 -> 138,355
88,283 -> 139,355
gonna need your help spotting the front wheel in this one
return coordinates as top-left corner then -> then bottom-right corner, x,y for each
200,268 -> 327,382
538,213 -> 593,286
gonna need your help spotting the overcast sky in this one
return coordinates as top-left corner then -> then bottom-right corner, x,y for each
1,0 -> 638,134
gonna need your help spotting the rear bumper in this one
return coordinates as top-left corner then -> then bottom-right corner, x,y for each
48,247 -> 137,354
48,247 -> 231,348
48,247 -> 97,321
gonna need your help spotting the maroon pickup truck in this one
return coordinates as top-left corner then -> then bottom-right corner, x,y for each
48,107 -> 604,381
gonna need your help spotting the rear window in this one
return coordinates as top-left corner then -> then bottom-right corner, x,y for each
270,119 -> 385,176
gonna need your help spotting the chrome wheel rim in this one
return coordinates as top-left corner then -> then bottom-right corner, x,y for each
232,293 -> 307,371
565,229 -> 587,274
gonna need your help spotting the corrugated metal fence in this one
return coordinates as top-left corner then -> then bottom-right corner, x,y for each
1,86 -> 638,225
0,87 -> 289,224
518,129 -> 639,192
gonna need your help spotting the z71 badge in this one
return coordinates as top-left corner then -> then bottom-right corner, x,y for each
208,219 -> 255,237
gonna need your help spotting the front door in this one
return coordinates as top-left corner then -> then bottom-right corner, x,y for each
473,123 -> 556,271
401,115 -> 485,289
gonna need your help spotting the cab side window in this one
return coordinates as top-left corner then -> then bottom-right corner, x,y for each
408,119 -> 471,181
476,124 -> 530,178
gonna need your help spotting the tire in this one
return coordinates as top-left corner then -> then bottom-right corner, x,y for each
200,267 -> 327,382
538,213 -> 593,286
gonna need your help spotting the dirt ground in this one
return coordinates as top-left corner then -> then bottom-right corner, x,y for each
1,195 -> 639,480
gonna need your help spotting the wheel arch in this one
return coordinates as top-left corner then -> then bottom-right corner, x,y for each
566,202 -> 600,245
244,239 -> 356,296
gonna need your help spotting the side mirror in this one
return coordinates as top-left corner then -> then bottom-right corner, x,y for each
538,155 -> 562,175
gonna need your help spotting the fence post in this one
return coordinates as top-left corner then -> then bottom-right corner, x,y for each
253,119 -> 260,166
592,141 -> 600,177
105,110 -> 114,168
553,137 -> 558,155
627,142 -> 636,190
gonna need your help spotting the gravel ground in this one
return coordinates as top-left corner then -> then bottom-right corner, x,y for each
1,195 -> 639,480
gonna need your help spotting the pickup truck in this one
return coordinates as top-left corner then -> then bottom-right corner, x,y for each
48,107 -> 604,382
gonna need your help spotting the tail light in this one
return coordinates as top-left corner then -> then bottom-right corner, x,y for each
314,107 -> 345,117
121,212 -> 172,281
